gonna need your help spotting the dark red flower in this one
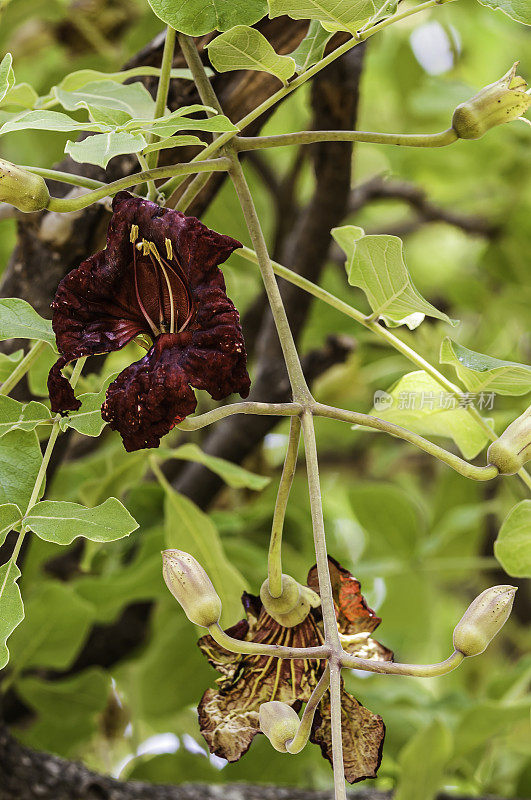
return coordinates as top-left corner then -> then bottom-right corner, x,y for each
48,191 -> 250,451
197,558 -> 392,783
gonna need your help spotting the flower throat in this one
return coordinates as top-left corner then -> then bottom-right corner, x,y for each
130,224 -> 194,337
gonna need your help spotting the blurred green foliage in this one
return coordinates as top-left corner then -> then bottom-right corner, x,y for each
0,0 -> 529,798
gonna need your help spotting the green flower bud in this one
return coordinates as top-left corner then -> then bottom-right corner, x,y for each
259,701 -> 300,753
452,63 -> 530,140
0,158 -> 50,212
453,585 -> 517,657
260,574 -> 320,627
162,549 -> 222,628
487,406 -> 531,475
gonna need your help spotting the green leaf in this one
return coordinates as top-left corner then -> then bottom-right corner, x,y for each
0,562 -> 24,669
494,500 -> 531,577
207,26 -> 296,84
0,110 -> 106,135
1,82 -> 39,109
394,719 -> 452,800
0,430 -> 43,510
146,113 -> 238,139
268,0 -> 380,33
0,53 -> 14,103
53,67 -> 210,94
15,668 -> 111,757
0,503 -> 22,547
368,370 -> 490,459
0,396 -> 51,438
59,374 -> 118,437
162,487 -> 247,625
141,134 -> 206,155
332,226 -> 455,328
475,0 -> 531,25
7,581 -> 94,671
348,483 -> 422,559
161,442 -> 270,490
289,21 -> 333,73
24,498 -> 138,545
65,131 -> 147,168
53,79 -> 156,120
454,701 -> 530,753
0,298 -> 56,346
0,350 -> 23,383
147,0 -> 267,36
440,339 -> 531,396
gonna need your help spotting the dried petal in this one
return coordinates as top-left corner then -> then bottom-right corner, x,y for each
310,688 -> 385,783
307,557 -> 382,635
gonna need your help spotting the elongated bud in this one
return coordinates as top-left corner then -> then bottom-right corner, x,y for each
452,63 -> 530,140
453,585 -> 517,657
259,701 -> 300,753
162,549 -> 222,627
487,406 -> 531,475
0,159 -> 50,212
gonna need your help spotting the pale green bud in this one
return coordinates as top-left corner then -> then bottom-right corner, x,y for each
0,159 -> 50,212
259,701 -> 300,753
162,549 -> 222,628
260,574 -> 320,627
453,585 -> 517,657
452,63 -> 530,140
487,406 -> 531,475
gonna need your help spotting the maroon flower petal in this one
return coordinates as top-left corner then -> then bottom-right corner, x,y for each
101,334 -> 197,452
48,357 -> 81,414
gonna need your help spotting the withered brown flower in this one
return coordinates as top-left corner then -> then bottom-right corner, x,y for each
48,191 -> 250,451
198,558 -> 392,783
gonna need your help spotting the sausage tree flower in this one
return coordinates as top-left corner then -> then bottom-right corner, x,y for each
48,191 -> 250,451
197,558 -> 392,783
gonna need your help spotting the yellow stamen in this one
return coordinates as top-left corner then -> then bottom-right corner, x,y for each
149,242 -> 175,334
165,237 -> 173,260
130,224 -> 139,243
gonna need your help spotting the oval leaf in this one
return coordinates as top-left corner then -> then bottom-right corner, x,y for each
0,396 -> 51,438
368,371 -> 490,459
207,26 -> 296,84
494,500 -> 531,577
289,20 -> 333,73
147,0 -> 267,36
332,226 -> 456,329
440,338 -> 531,396
0,298 -> 56,346
0,430 -> 43,510
24,498 -> 139,545
268,0 -> 380,33
161,442 -> 270,490
0,503 -> 22,548
0,562 -> 24,669
65,131 -> 147,168
476,0 -> 531,25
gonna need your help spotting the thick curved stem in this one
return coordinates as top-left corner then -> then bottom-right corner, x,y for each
268,416 -> 301,598
46,158 -> 230,212
176,402 -> 302,431
145,26 -> 177,172
313,402 -> 499,481
236,128 -> 457,151
0,340 -> 47,396
342,649 -> 465,676
207,623 -> 329,661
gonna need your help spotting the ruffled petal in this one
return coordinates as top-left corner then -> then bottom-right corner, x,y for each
48,357 -> 81,414
307,557 -> 382,635
101,334 -> 197,452
310,688 -> 385,783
